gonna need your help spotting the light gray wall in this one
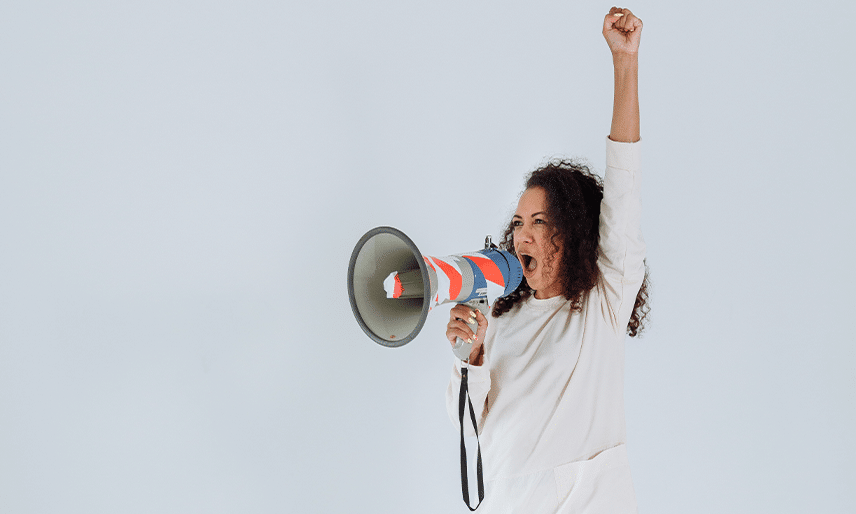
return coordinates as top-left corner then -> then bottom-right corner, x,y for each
1,1 -> 854,512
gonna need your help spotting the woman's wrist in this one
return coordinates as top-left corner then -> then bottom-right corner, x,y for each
469,344 -> 485,366
612,52 -> 639,70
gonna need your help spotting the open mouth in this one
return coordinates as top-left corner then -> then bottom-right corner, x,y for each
520,253 -> 537,271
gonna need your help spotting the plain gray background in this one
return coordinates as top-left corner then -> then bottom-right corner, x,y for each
2,1 -> 854,512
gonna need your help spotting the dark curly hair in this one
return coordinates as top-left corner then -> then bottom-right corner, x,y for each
491,158 -> 650,337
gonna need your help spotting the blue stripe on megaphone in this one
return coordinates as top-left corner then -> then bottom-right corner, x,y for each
460,256 -> 488,303
478,249 -> 523,297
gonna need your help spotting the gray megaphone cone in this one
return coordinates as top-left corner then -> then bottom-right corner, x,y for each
347,226 -> 431,347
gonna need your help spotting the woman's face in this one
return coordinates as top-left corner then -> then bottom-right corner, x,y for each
513,187 -> 564,299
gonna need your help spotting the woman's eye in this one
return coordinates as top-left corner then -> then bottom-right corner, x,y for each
535,219 -> 545,224
512,220 -> 522,227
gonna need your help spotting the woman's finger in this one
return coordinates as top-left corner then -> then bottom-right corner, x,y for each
449,304 -> 476,322
472,309 -> 488,336
447,319 -> 477,338
627,15 -> 642,32
603,9 -> 621,32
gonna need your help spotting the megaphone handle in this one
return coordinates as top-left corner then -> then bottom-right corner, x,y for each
452,298 -> 489,362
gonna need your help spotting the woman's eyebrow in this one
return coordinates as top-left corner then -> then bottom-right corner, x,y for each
513,212 -> 547,219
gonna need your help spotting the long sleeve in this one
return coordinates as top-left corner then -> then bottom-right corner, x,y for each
446,358 -> 491,436
596,137 -> 645,334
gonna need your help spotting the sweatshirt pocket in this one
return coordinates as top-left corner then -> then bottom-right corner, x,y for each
553,458 -> 584,506
553,444 -> 637,512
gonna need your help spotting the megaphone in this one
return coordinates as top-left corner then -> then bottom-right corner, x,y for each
347,226 -> 523,360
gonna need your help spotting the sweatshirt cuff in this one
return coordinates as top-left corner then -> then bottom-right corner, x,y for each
606,136 -> 641,172
455,358 -> 491,383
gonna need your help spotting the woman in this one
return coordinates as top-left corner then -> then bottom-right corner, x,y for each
445,8 -> 649,513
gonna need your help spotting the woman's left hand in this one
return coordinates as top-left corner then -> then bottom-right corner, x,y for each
603,7 -> 642,57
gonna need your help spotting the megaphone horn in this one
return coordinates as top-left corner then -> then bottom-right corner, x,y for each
347,226 -> 523,358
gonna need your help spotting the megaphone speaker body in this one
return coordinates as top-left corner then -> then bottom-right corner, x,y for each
348,226 -> 523,359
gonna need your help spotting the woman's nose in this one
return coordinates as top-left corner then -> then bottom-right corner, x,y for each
516,224 -> 534,243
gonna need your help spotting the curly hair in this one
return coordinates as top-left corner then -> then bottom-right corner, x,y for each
491,158 -> 651,337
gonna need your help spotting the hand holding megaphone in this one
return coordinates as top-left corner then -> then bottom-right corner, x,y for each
447,304 -> 489,365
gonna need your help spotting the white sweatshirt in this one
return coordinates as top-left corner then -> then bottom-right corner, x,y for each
446,137 -> 645,513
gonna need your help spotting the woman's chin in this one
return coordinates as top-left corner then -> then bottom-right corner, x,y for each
523,271 -> 538,288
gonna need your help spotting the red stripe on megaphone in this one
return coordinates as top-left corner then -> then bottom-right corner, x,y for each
432,257 -> 462,301
463,255 -> 504,286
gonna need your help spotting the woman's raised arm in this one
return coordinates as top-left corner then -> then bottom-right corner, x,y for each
603,7 -> 642,143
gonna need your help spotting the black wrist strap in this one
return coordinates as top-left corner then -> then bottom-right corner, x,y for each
459,366 -> 484,511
